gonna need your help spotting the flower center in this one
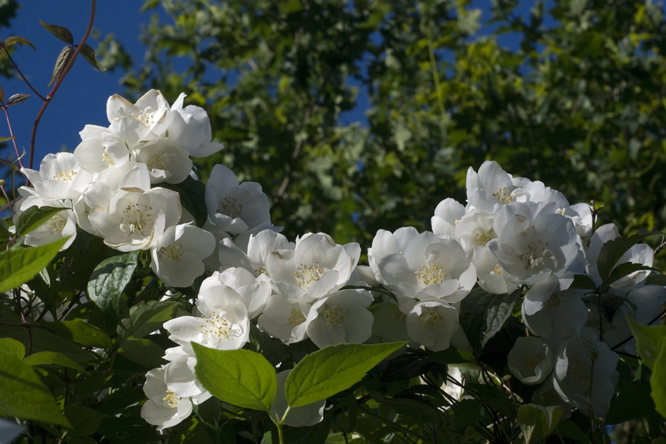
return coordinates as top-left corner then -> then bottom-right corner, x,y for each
219,196 -> 243,219
288,308 -> 306,327
475,232 -> 493,246
47,215 -> 66,234
200,310 -> 231,341
160,243 -> 184,261
323,305 -> 344,327
102,147 -> 115,167
491,264 -> 503,275
293,262 -> 324,290
54,168 -> 77,183
521,241 -> 555,270
120,203 -> 156,235
416,264 -> 446,286
148,153 -> 167,170
163,390 -> 178,408
422,310 -> 442,330
492,187 -> 514,205
130,108 -> 157,128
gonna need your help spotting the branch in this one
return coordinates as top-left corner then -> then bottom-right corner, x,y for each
29,0 -> 96,169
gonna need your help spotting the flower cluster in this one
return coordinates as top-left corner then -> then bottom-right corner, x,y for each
15,91 -> 665,429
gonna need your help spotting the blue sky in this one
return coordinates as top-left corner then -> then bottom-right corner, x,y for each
1,0 -> 544,171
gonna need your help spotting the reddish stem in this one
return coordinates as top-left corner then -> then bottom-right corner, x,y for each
29,0 -> 96,169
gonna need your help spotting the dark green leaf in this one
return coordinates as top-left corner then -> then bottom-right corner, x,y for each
79,43 -> 106,71
64,405 -> 106,437
597,232 -> 660,281
285,341 -> 406,408
56,320 -> 113,348
0,136 -> 15,143
458,287 -> 521,355
160,175 -> 207,227
118,337 -> 167,368
87,250 -> 140,313
49,46 -> 74,87
39,20 -> 74,44
518,404 -> 564,443
4,36 -> 36,50
118,300 -> 178,340
192,342 -> 277,411
24,351 -> 85,372
645,274 -> 666,286
601,262 -> 655,294
0,237 -> 68,293
606,383 -> 655,424
570,274 -> 598,291
15,205 -> 66,237
627,317 -> 666,371
0,352 -> 71,427
651,342 -> 666,419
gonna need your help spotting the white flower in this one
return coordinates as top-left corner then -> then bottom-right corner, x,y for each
257,294 -> 310,344
74,125 -> 131,173
472,246 -> 518,295
523,289 -> 588,339
218,229 -> 293,276
21,152 -> 93,201
89,164 -> 182,251
151,224 -> 215,287
14,196 -> 77,251
217,267 -> 272,319
266,233 -> 360,303
466,161 -> 529,212
133,138 -> 193,184
166,93 -> 224,158
303,289 -> 374,348
507,337 -> 554,385
368,227 -> 419,285
404,299 -> 459,351
370,297 -> 410,343
205,164 -> 272,235
431,198 -> 466,238
107,89 -> 170,143
487,201 -> 585,315
454,211 -> 496,252
270,370 -> 325,427
140,365 -> 192,430
553,328 -> 619,418
163,347 -> 212,403
376,232 -> 476,303
163,276 -> 250,351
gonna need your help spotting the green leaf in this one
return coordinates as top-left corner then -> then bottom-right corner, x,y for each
0,136 -> 15,143
627,317 -> 666,370
192,343 -> 277,411
39,20 -> 74,44
645,274 -> 666,286
56,320 -> 113,349
0,324 -> 96,364
0,237 -> 68,293
596,232 -> 660,281
517,404 -> 564,443
118,337 -> 167,368
606,383 -> 655,424
458,287 -> 521,355
15,205 -> 66,237
118,300 -> 179,340
651,342 -> 666,419
24,351 -> 85,372
285,341 -> 406,408
87,250 -> 140,313
64,405 -> 106,437
0,337 -> 25,359
160,176 -> 207,227
49,46 -> 74,87
6,93 -> 30,106
570,274 -> 598,291
4,36 -> 36,50
0,352 -> 71,427
79,43 -> 106,71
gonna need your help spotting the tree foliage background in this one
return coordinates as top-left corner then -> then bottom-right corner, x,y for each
96,0 -> 666,247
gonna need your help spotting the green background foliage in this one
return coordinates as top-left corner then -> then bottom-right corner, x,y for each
97,0 -> 666,248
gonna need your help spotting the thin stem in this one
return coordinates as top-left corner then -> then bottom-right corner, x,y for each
2,105 -> 25,170
1,49 -> 48,101
29,0 -> 96,169
0,184 -> 14,216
